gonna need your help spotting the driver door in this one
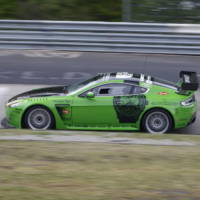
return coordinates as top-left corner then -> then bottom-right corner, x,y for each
71,83 -> 133,127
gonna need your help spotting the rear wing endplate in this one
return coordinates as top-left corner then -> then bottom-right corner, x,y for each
180,71 -> 199,91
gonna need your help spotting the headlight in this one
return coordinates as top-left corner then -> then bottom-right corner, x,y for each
6,101 -> 23,108
181,96 -> 195,106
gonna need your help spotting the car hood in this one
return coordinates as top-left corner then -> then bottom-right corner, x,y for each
8,86 -> 67,102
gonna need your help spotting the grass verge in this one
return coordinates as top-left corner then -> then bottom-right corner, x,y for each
0,138 -> 200,199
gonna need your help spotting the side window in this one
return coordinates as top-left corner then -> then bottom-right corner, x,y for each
79,83 -> 147,97
95,83 -> 132,96
99,88 -> 110,95
130,86 -> 147,95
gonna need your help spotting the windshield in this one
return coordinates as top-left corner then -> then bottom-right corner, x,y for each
66,74 -> 104,95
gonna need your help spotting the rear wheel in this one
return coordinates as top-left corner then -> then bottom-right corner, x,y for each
24,106 -> 54,130
142,109 -> 172,134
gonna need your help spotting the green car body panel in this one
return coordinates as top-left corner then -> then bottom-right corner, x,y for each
5,72 -> 198,132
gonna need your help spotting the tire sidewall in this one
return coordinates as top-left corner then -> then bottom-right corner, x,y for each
24,106 -> 54,130
142,109 -> 172,134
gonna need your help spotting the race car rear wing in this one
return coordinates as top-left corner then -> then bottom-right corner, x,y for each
179,71 -> 199,91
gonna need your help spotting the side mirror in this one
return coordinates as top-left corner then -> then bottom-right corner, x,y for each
86,91 -> 95,98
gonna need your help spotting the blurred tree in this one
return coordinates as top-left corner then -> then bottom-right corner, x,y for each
122,0 -> 132,21
0,0 -> 16,18
14,0 -> 121,21
131,0 -> 200,23
0,0 -> 199,23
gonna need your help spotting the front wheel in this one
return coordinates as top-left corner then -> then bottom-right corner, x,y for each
142,109 -> 172,134
24,106 -> 54,130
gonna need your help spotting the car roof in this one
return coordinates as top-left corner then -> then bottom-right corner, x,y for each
99,72 -> 177,90
99,72 -> 143,82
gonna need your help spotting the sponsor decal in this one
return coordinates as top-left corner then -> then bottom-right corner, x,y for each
158,92 -> 168,95
62,109 -> 70,115
116,72 -> 132,79
113,95 -> 148,123
55,104 -> 71,120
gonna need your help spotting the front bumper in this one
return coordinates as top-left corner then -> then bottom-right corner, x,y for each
5,106 -> 23,128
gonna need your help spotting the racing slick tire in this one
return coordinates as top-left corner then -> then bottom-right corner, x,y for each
24,106 -> 54,130
142,109 -> 173,134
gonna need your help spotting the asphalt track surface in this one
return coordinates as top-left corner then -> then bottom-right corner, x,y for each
0,52 -> 199,85
0,51 -> 200,134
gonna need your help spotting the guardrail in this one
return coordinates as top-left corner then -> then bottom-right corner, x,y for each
1,20 -> 200,55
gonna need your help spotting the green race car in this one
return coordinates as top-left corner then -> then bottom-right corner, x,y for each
5,71 -> 199,133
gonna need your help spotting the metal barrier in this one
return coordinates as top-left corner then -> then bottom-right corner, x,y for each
1,20 -> 200,55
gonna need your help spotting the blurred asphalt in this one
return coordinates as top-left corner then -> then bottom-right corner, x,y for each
0,52 -> 199,85
0,51 -> 199,134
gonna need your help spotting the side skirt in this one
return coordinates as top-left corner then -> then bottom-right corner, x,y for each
60,126 -> 139,131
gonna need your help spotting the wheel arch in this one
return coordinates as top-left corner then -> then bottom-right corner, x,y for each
21,104 -> 56,129
140,107 -> 175,131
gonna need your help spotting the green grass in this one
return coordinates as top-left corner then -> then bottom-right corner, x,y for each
0,137 -> 200,199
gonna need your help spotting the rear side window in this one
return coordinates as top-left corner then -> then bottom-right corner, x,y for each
132,86 -> 147,94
